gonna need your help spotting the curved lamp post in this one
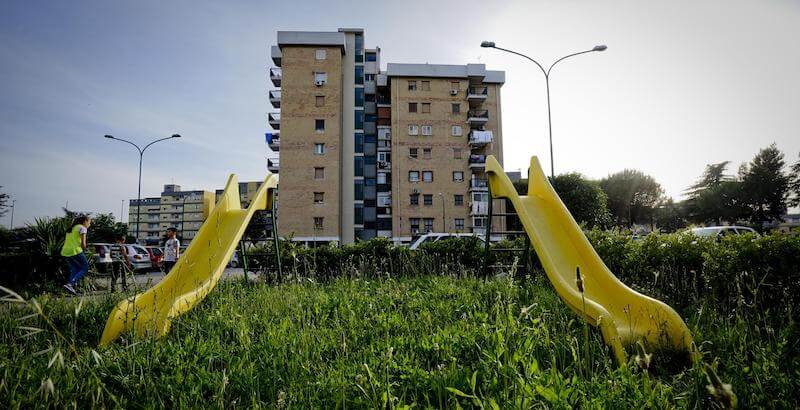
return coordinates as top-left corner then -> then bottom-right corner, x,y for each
481,41 -> 606,178
104,134 -> 181,242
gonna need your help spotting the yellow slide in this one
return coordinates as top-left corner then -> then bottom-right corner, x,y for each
485,155 -> 694,364
100,173 -> 278,345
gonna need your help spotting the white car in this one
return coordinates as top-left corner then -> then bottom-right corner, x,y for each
126,244 -> 155,271
90,243 -> 113,273
688,226 -> 758,240
409,233 -> 487,250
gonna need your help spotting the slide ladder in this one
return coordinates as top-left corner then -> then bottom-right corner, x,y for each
485,155 -> 695,364
100,173 -> 278,345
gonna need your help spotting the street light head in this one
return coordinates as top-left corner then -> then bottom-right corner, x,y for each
593,45 -> 608,52
480,41 -> 495,48
171,134 -> 182,139
104,134 -> 114,139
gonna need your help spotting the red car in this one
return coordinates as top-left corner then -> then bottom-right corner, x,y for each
143,246 -> 164,271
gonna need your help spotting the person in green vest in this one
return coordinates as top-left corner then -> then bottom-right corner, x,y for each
61,215 -> 91,295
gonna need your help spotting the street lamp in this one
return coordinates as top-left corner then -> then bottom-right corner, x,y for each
9,199 -> 15,229
104,134 -> 181,243
481,41 -> 607,177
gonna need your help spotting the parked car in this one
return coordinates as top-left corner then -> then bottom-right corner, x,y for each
688,226 -> 758,241
126,244 -> 155,272
144,246 -> 164,270
90,243 -> 113,273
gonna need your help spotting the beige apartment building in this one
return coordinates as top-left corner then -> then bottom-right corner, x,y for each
268,28 -> 504,245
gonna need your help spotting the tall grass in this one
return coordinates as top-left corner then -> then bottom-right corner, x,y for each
1,275 -> 796,407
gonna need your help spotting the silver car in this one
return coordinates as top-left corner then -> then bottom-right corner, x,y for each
689,226 -> 758,240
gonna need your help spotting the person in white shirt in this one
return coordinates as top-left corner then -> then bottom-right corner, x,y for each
163,227 -> 180,273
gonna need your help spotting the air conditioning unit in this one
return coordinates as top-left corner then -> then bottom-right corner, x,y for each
450,89 -> 459,95
315,80 -> 325,86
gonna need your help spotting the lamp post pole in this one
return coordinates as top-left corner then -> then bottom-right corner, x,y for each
105,134 -> 181,243
9,200 -> 15,229
480,42 -> 607,178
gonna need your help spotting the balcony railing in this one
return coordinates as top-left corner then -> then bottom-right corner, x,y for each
267,158 -> 280,172
270,45 -> 281,67
467,86 -> 488,99
471,201 -> 488,215
470,178 -> 488,190
468,130 -> 493,146
269,89 -> 281,108
268,112 -> 280,130
269,67 -> 282,87
467,110 -> 489,124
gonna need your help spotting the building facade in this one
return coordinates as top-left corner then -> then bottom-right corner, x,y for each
268,28 -> 505,245
128,185 -> 215,245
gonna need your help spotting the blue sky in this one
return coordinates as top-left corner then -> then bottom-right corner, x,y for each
1,0 -> 799,227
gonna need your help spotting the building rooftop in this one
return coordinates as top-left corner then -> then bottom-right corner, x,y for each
277,31 -> 346,51
386,63 -> 505,84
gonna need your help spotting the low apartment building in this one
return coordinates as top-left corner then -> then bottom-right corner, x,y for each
268,28 -> 505,245
128,184 -> 215,245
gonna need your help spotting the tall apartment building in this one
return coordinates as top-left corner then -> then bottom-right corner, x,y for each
128,185 -> 215,245
268,28 -> 504,245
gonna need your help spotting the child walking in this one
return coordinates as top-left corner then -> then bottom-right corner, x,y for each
61,215 -> 91,295
163,227 -> 180,273
109,234 -> 131,292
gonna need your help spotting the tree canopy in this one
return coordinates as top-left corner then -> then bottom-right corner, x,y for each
549,173 -> 611,228
599,170 -> 664,227
738,144 -> 790,225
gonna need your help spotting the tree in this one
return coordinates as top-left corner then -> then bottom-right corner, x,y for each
684,162 -> 746,225
599,170 -> 664,227
0,186 -> 9,218
549,173 -> 611,227
739,144 -> 791,226
653,198 -> 687,232
790,152 -> 800,207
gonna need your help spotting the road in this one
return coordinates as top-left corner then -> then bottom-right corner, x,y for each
87,267 -> 254,294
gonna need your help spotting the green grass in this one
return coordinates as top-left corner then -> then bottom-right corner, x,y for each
1,276 -> 797,408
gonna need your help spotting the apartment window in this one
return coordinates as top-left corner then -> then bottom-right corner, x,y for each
314,192 -> 324,204
423,148 -> 431,159
355,66 -> 364,84
408,80 -> 417,91
421,125 -> 432,136
453,148 -> 462,159
451,125 -> 463,136
422,171 -> 433,182
378,151 -> 391,163
314,167 -> 324,179
314,143 -> 325,155
355,88 -> 364,106
314,72 -> 327,85
355,203 -> 364,224
421,80 -> 431,91
453,171 -> 464,182
315,49 -> 327,60
355,156 -> 364,177
473,217 -> 486,228
355,133 -> 364,153
454,194 -> 464,206
313,217 -> 324,230
451,81 -> 460,91
315,95 -> 325,107
355,111 -> 364,129
408,124 -> 419,135
423,218 -> 434,233
355,180 -> 364,200
452,103 -> 460,114
423,194 -> 433,206
366,53 -> 377,62
422,103 -> 431,113
455,218 -> 465,230
315,119 -> 325,132
408,102 -> 418,113
410,193 -> 419,206
408,171 -> 420,182
410,218 -> 420,234
409,147 -> 418,158
377,172 -> 388,184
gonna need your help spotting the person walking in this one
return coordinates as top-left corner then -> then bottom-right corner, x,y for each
163,227 -> 180,273
109,234 -> 131,292
61,215 -> 91,295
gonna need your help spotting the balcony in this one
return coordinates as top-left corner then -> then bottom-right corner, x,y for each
266,132 -> 280,151
364,101 -> 376,115
467,110 -> 489,126
364,81 -> 376,95
469,177 -> 488,191
267,157 -> 280,173
468,130 -> 493,147
269,89 -> 281,108
377,160 -> 391,170
271,45 -> 281,67
471,201 -> 488,215
469,154 -> 486,169
467,86 -> 488,102
269,67 -> 282,87
268,112 -> 280,130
